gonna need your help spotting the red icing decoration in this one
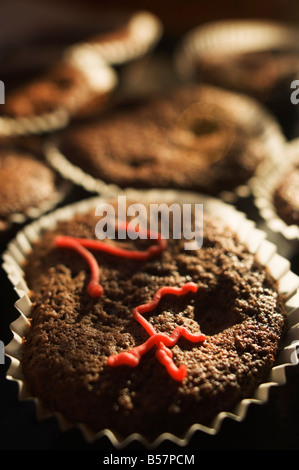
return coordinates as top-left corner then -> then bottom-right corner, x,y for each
108,283 -> 206,381
55,237 -> 104,298
54,221 -> 167,298
54,225 -> 206,381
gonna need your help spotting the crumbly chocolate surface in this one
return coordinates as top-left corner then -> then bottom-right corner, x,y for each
273,168 -> 299,226
0,149 -> 58,229
21,201 -> 287,441
58,85 -> 266,195
2,63 -> 90,117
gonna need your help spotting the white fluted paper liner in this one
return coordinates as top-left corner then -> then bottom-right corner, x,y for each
62,48 -> 118,120
0,52 -> 118,138
252,137 -> 299,242
44,138 -> 121,197
175,19 -> 299,82
3,188 -> 299,448
0,109 -> 70,138
44,85 -> 286,201
68,10 -> 163,67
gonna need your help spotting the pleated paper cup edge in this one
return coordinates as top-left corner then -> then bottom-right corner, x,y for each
0,50 -> 118,138
252,137 -> 299,242
175,19 -> 299,81
0,109 -> 70,138
71,10 -> 163,67
2,188 -> 299,449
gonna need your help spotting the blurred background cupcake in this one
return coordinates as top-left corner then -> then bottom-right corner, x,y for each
175,19 -> 299,138
253,138 -> 299,245
0,136 -> 70,248
45,84 -> 285,201
0,3 -> 162,137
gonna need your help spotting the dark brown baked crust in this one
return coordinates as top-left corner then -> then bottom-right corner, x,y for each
21,200 -> 286,441
273,168 -> 299,226
57,85 -> 266,195
0,149 -> 58,229
1,63 -> 90,117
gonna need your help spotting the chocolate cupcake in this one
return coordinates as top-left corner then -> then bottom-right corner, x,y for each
273,168 -> 299,227
0,50 -> 117,137
253,138 -> 299,242
195,50 -> 299,105
46,84 -> 285,198
175,20 -> 299,134
2,63 -> 88,118
0,9 -> 162,133
0,145 -> 68,238
3,189 -> 299,446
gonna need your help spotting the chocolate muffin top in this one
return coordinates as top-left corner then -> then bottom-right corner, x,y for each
0,148 -> 59,230
57,85 -> 267,195
21,199 -> 287,441
273,167 -> 299,227
1,62 -> 91,118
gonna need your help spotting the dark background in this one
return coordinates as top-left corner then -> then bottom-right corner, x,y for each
1,0 -> 299,457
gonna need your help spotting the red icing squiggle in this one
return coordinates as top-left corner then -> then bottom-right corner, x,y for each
132,283 -> 198,336
54,222 -> 167,298
108,283 -> 206,381
54,226 -> 206,381
55,237 -> 104,298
